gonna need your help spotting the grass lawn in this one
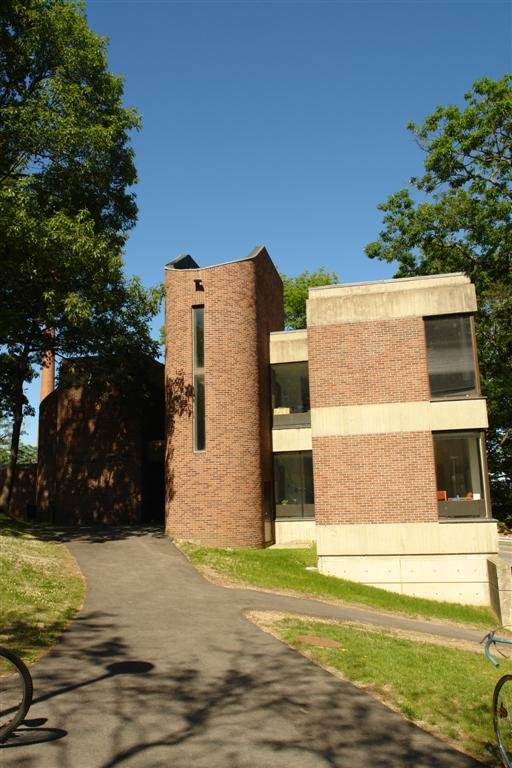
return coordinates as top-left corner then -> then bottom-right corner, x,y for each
0,514 -> 85,663
254,614 -> 503,766
181,542 -> 497,627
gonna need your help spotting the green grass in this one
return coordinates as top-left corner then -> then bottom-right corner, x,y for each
181,542 -> 496,627
0,514 -> 85,663
262,616 -> 502,765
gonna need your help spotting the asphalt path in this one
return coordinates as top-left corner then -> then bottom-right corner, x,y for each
2,528 -> 486,767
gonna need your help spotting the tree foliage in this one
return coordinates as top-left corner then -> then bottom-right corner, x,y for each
0,417 -> 37,465
0,0 -> 162,511
281,268 -> 339,330
365,75 -> 512,520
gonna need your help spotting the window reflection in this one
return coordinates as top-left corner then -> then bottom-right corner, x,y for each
274,451 -> 315,519
271,362 -> 310,428
434,432 -> 486,518
425,315 -> 477,398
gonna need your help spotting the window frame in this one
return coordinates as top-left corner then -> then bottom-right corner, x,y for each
273,450 -> 315,521
433,430 -> 489,520
424,313 -> 480,401
270,361 -> 311,429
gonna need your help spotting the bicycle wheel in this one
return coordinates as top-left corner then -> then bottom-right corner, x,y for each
494,674 -> 512,768
0,647 -> 33,742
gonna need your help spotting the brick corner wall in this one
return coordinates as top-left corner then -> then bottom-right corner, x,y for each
309,313 -> 438,527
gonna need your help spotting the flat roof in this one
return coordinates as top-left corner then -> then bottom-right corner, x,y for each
309,272 -> 469,299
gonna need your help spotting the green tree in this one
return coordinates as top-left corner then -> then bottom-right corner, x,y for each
281,268 -> 339,330
365,74 -> 512,520
0,416 -> 11,465
0,416 -> 37,464
0,1 -> 162,512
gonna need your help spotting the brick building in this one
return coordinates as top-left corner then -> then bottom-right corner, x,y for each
36,358 -> 165,525
165,246 -> 498,606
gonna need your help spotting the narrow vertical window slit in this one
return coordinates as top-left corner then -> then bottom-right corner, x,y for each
192,306 -> 205,451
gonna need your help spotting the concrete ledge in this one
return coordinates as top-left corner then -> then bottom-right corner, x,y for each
275,520 -> 316,545
316,520 -> 498,557
309,272 -> 469,299
307,280 -> 476,326
430,399 -> 488,431
311,399 -> 488,437
273,428 -> 312,452
270,330 -> 308,363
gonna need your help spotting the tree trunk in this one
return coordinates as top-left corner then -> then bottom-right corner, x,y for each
0,364 -> 26,515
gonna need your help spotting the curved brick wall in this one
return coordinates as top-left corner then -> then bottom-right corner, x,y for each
165,247 -> 283,547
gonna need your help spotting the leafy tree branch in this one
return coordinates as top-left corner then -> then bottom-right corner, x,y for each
366,74 -> 512,521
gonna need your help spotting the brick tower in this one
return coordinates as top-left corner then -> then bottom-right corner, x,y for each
164,246 -> 283,546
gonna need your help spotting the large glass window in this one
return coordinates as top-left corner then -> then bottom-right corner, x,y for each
425,315 -> 478,398
271,362 -> 310,428
193,306 -> 205,451
434,432 -> 487,518
274,451 -> 314,519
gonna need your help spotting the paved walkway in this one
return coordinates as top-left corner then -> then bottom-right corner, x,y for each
2,529 -> 485,767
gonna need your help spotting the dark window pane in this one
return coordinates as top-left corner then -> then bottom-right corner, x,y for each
192,306 -> 205,450
274,451 -> 314,519
425,316 -> 477,398
194,374 -> 205,451
434,432 -> 486,518
193,306 -> 204,370
271,362 -> 310,428
303,453 -> 314,504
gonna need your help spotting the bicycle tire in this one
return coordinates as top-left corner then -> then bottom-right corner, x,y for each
0,646 -> 33,742
494,674 -> 512,768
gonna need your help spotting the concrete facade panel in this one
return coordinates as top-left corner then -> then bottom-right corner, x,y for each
272,428 -> 312,452
311,398 -> 489,437
270,330 -> 308,363
274,520 -> 316,544
307,279 -> 477,326
430,398 -> 488,431
316,520 -> 498,557
309,272 -> 469,300
318,553 -> 491,605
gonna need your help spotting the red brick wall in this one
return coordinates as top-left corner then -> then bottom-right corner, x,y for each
0,464 -> 37,519
308,317 -> 430,406
312,432 -> 438,525
37,388 -> 58,518
38,385 -> 143,524
165,248 -> 283,547
309,315 -> 437,525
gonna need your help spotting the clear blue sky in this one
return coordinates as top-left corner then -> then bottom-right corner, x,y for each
24,0 -> 512,444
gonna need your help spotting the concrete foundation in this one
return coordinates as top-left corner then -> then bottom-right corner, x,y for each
317,520 -> 498,606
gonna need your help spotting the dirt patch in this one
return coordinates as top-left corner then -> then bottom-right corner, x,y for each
295,634 -> 344,648
245,609 -> 482,653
